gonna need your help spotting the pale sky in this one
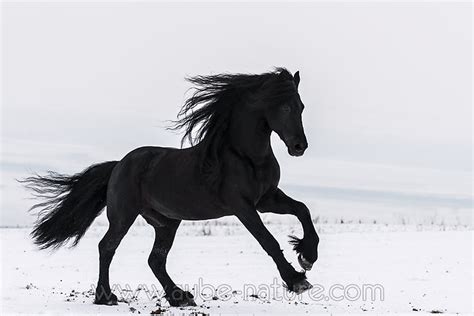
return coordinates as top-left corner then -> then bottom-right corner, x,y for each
1,2 -> 472,225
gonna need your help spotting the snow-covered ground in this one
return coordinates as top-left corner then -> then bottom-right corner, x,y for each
1,223 -> 472,314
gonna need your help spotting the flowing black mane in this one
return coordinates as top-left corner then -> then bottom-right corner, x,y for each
169,68 -> 299,187
172,68 -> 298,147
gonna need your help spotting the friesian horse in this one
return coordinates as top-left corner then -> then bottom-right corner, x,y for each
22,68 -> 319,307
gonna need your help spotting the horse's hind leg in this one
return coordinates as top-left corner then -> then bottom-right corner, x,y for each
94,202 -> 138,305
143,213 -> 196,307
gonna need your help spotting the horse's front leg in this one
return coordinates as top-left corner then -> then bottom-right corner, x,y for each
236,209 -> 313,294
257,188 -> 319,271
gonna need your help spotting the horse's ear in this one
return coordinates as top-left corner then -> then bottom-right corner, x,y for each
294,71 -> 300,88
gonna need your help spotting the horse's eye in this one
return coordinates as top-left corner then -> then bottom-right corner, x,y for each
282,105 -> 291,113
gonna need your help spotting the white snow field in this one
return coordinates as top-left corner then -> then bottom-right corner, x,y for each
1,222 -> 472,315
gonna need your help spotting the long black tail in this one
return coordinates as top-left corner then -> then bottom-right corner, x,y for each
21,161 -> 118,250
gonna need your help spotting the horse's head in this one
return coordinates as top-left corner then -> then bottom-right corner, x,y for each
264,71 -> 308,157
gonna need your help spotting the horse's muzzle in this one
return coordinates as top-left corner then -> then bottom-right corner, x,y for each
288,141 -> 308,156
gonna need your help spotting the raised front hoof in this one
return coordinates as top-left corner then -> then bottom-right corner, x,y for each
298,253 -> 313,271
94,292 -> 118,306
288,279 -> 313,295
289,235 -> 318,271
166,290 -> 197,307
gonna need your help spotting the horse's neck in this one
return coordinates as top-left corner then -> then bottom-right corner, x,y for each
228,111 -> 272,164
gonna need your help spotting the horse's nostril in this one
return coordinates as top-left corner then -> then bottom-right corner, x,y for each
294,143 -> 304,151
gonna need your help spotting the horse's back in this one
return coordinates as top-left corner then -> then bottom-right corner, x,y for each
106,146 -> 178,207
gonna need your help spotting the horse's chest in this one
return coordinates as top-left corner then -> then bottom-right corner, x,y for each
256,163 -> 279,191
239,161 -> 280,204
254,166 -> 272,190
221,151 -> 280,206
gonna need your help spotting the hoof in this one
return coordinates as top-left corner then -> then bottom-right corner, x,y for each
166,290 -> 196,307
94,292 -> 118,305
289,279 -> 313,295
298,253 -> 313,271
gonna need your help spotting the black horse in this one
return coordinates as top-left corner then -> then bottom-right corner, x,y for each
22,68 -> 319,307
